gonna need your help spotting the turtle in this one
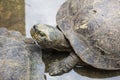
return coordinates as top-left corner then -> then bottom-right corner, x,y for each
30,0 -> 120,76
0,28 -> 45,80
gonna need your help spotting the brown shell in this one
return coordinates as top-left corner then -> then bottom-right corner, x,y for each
56,0 -> 120,70
0,28 -> 45,80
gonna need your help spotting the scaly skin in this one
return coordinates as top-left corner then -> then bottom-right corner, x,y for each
49,52 -> 80,76
30,24 -> 70,51
30,24 -> 86,76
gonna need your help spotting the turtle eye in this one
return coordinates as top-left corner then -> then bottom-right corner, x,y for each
39,31 -> 46,37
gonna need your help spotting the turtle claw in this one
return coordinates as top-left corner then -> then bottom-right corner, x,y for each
49,70 -> 62,76
48,53 -> 79,76
48,60 -> 74,76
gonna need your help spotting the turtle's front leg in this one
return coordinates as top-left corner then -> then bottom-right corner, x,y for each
49,52 -> 80,76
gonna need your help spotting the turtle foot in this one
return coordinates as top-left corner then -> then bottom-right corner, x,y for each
49,60 -> 73,76
49,52 -> 79,76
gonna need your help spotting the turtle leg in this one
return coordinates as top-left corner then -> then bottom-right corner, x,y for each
49,52 -> 79,76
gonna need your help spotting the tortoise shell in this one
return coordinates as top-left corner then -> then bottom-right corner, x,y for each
56,0 -> 120,70
0,28 -> 45,80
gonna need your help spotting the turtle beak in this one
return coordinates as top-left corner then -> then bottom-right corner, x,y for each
30,25 -> 37,34
30,25 -> 38,39
33,25 -> 38,31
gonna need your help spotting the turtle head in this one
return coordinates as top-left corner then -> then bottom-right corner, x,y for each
30,24 -> 63,49
31,24 -> 54,48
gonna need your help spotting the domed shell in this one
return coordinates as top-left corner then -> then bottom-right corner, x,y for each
0,28 -> 45,80
56,0 -> 120,70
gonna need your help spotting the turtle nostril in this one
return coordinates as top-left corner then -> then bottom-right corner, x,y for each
33,25 -> 37,30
